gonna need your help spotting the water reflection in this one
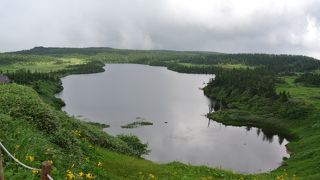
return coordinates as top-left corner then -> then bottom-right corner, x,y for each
207,99 -> 286,145
207,117 -> 286,145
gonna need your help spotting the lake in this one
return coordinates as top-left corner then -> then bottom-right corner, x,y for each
56,64 -> 289,173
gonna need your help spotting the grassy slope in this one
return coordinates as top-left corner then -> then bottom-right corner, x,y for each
164,63 -> 254,70
0,84 -> 147,179
0,54 -> 86,72
275,76 -> 320,178
214,63 -> 255,69
277,76 -> 320,108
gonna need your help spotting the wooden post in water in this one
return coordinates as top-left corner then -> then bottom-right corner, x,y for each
40,161 -> 52,180
0,148 -> 4,180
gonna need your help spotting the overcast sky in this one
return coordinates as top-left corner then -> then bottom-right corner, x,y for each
1,0 -> 320,59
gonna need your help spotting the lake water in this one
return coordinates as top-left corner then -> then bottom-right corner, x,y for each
56,64 -> 289,173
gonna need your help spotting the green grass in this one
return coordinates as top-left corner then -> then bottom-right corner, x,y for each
275,76 -> 320,178
96,148 -> 252,180
277,76 -> 320,108
177,63 -> 212,67
0,55 -> 86,72
177,63 -> 254,70
312,69 -> 320,74
214,63 -> 255,69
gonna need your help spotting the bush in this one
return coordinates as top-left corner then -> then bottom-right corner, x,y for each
117,134 -> 150,156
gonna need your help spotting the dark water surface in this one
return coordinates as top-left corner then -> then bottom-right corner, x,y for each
56,64 -> 289,173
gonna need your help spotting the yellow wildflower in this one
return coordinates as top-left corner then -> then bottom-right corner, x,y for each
66,170 -> 75,180
26,155 -> 35,162
32,169 -> 39,175
73,130 -> 81,137
292,174 -> 297,180
15,144 -> 21,150
149,173 -> 156,179
97,161 -> 103,167
79,171 -> 84,177
86,172 -> 95,179
47,160 -> 53,164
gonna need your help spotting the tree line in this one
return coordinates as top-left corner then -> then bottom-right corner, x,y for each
295,73 -> 320,86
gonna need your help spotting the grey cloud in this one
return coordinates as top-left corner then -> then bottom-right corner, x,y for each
0,0 -> 320,59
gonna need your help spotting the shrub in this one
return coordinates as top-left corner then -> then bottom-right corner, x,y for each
117,134 -> 150,156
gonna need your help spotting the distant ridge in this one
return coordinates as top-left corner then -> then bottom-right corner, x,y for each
7,46 -> 319,61
12,46 -> 114,56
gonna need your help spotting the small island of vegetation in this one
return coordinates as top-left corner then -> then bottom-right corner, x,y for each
121,117 -> 153,129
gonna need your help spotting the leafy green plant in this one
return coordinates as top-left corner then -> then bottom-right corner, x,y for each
117,134 -> 150,156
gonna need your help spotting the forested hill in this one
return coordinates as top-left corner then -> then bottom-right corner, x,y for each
12,46 -> 114,56
11,47 -> 320,73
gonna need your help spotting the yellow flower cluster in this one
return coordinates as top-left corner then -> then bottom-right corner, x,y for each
15,144 -> 21,150
148,173 -> 156,179
32,169 -> 39,175
97,161 -> 103,168
66,170 -> 76,180
275,169 -> 296,180
73,130 -> 81,137
47,160 -> 53,164
276,175 -> 284,180
137,172 -> 157,179
202,177 -> 213,180
86,172 -> 95,179
66,170 -> 96,179
292,174 -> 296,180
25,155 -> 35,162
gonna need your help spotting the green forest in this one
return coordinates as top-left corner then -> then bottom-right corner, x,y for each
1,47 -> 320,179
